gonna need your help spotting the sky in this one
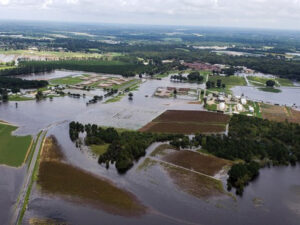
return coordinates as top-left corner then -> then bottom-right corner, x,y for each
0,0 -> 300,30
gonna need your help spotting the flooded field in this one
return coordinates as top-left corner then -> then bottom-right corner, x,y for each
1,70 -> 300,225
232,86 -> 300,107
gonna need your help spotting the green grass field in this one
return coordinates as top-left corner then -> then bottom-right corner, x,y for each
247,76 -> 293,87
0,123 -> 32,167
276,78 -> 294,86
90,144 -> 109,156
209,75 -> 247,86
247,76 -> 277,87
50,76 -> 83,85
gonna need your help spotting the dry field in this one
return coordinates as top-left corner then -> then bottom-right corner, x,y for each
140,110 -> 229,134
261,104 -> 300,124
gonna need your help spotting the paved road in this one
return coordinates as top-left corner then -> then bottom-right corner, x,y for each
11,130 -> 46,225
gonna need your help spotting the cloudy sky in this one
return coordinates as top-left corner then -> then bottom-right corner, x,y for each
0,0 -> 300,30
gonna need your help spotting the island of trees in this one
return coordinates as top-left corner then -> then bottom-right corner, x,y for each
69,122 -> 182,173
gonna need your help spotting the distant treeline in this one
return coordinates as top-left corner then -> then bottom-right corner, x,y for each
0,58 -> 182,77
135,49 -> 300,81
0,77 -> 48,90
198,53 -> 300,81
0,60 -> 148,77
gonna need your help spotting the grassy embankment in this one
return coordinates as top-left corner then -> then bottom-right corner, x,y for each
247,76 -> 294,87
37,136 -> 146,216
0,123 -> 32,167
26,131 -> 43,171
258,87 -> 282,93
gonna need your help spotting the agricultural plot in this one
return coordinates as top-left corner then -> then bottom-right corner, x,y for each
140,147 -> 229,199
0,49 -> 104,59
261,104 -> 300,124
162,150 -> 232,176
140,110 -> 230,134
38,137 -> 146,216
50,74 -> 134,90
0,123 -> 32,167
154,87 -> 198,100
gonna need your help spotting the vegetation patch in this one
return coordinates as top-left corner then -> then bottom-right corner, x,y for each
209,75 -> 247,87
37,136 -> 146,217
9,95 -> 34,101
50,76 -> 83,85
90,144 -> 109,156
0,123 -> 32,167
258,87 -> 281,93
29,218 -> 69,225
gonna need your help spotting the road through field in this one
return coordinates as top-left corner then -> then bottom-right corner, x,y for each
10,130 -> 46,225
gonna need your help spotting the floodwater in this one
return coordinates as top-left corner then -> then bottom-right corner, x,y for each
231,86 -> 300,107
1,70 -> 300,225
23,123 -> 300,225
0,166 -> 25,225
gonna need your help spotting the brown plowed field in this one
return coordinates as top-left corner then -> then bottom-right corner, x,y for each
163,150 -> 231,176
153,110 -> 230,123
140,110 -> 229,134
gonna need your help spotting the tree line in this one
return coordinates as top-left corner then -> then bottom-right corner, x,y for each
0,77 -> 48,90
